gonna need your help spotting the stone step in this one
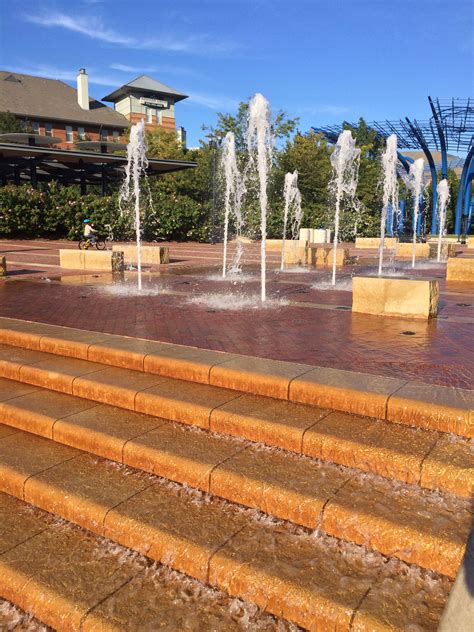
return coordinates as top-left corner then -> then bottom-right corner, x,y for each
0,395 -> 470,578
0,348 -> 472,499
0,442 -> 453,631
0,492 -> 293,631
0,317 -> 472,436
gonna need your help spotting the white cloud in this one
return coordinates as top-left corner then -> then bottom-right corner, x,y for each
110,63 -> 206,80
24,11 -> 241,55
25,12 -> 133,46
186,92 -> 239,111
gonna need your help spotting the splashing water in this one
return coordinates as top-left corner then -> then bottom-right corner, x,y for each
436,179 -> 450,262
246,93 -> 273,301
280,170 -> 302,270
408,158 -> 425,269
329,130 -> 360,285
378,134 -> 399,276
220,132 -> 245,277
119,120 -> 148,290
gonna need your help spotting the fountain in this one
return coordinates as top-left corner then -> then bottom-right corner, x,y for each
220,132 -> 245,277
329,130 -> 360,285
408,158 -> 425,269
436,179 -> 450,262
378,134 -> 399,276
280,170 -> 302,270
246,93 -> 273,301
119,120 -> 148,290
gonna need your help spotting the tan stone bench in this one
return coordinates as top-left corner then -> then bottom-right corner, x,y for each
352,276 -> 439,320
446,257 -> 474,282
0,256 -> 6,277
59,249 -> 124,272
112,244 -> 169,265
308,245 -> 349,267
395,243 -> 430,258
355,237 -> 398,249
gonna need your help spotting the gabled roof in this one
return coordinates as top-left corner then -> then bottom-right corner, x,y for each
0,71 -> 129,128
102,75 -> 188,103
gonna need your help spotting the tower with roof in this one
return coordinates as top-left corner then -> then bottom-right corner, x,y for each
102,75 -> 188,135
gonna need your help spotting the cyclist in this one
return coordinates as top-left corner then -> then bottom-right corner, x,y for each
83,219 -> 98,245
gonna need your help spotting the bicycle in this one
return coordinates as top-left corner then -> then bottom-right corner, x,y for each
78,237 -> 107,250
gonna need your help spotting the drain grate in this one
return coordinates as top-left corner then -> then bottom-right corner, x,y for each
456,303 -> 471,307
401,331 -> 416,336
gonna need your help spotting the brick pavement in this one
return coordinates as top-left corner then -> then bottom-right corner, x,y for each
0,238 -> 472,388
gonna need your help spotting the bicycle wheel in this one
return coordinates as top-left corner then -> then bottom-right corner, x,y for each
95,240 -> 106,250
78,240 -> 89,250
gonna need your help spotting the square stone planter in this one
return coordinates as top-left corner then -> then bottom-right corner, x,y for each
395,243 -> 430,258
446,258 -> 474,282
309,246 -> 349,267
59,250 -> 125,272
355,237 -> 398,249
352,276 -> 439,320
112,245 -> 169,265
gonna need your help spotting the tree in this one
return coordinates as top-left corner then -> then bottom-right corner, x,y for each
204,100 -> 299,152
0,111 -> 22,134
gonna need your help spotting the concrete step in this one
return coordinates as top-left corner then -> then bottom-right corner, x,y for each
0,347 -> 472,499
0,438 -> 453,631
0,492 -> 293,631
0,317 -> 472,436
0,388 -> 470,578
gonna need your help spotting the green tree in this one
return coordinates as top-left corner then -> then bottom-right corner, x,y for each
204,100 -> 299,152
0,111 -> 22,134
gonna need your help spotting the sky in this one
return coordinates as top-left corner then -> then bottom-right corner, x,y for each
0,0 -> 472,147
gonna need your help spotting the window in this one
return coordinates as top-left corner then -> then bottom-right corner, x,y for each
44,122 -> 52,136
32,121 -> 40,134
112,130 -> 120,142
65,125 -> 73,143
78,127 -> 85,141
146,107 -> 153,124
100,129 -> 108,141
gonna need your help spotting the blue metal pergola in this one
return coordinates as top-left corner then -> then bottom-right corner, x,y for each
313,97 -> 474,236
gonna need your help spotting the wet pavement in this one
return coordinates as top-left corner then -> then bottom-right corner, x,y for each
0,239 -> 473,388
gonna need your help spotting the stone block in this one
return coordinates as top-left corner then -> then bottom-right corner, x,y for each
282,241 -> 308,265
352,276 -> 439,320
59,249 -> 84,269
356,237 -> 398,249
446,257 -> 474,282
428,242 -> 456,259
83,250 -> 119,271
112,245 -> 169,265
0,256 -> 6,276
265,239 -> 284,252
308,245 -> 349,267
395,242 -> 430,258
59,249 -> 125,272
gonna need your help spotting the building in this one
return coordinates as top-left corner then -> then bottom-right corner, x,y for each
0,69 -> 188,149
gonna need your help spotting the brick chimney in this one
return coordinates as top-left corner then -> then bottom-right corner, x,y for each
77,68 -> 89,110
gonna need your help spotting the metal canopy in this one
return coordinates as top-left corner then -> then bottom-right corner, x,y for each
0,133 -> 62,147
312,96 -> 474,235
0,142 -> 196,191
75,140 -> 128,154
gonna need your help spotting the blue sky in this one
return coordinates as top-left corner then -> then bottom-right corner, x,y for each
0,0 -> 472,147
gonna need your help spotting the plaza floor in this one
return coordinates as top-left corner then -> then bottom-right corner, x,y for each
0,238 -> 473,388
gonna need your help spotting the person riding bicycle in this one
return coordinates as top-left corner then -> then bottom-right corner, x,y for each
83,219 -> 98,245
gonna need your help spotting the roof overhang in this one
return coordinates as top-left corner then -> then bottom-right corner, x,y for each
0,143 -> 196,186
